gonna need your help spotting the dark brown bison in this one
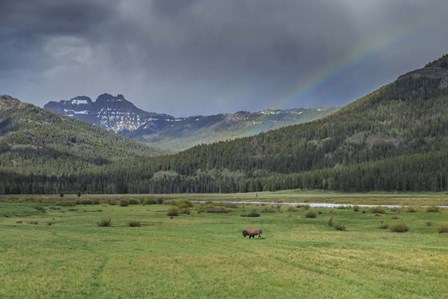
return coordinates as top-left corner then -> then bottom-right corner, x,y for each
242,227 -> 262,239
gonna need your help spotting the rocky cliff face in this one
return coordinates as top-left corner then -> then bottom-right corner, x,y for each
44,93 -> 171,134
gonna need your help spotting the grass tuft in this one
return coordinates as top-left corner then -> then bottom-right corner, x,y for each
128,221 -> 141,227
438,224 -> 448,233
97,217 -> 112,227
389,223 -> 409,233
305,210 -> 317,218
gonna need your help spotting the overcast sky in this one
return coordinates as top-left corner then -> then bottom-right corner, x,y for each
1,0 -> 448,116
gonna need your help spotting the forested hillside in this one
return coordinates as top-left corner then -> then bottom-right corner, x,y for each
3,54 -> 448,194
0,96 -> 161,193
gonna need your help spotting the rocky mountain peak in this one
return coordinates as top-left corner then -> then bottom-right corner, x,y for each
68,96 -> 92,105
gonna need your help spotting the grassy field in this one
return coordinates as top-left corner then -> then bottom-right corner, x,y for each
1,194 -> 448,298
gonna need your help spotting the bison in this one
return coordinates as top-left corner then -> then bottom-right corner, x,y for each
242,227 -> 262,239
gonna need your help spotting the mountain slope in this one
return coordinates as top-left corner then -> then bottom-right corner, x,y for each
0,95 -> 161,179
131,107 -> 338,151
139,53 -> 448,192
44,94 -> 338,152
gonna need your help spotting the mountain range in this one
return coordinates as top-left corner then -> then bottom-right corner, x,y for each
2,53 -> 448,194
44,94 -> 338,151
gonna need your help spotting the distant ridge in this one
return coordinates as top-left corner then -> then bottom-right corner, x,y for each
44,94 -> 338,151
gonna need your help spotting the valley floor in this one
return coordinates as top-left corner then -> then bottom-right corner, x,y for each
1,192 -> 448,298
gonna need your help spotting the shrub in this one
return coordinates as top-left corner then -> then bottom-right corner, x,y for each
327,217 -> 334,227
59,193 -> 64,198
426,221 -> 433,227
426,206 -> 440,213
261,206 -> 276,213
145,198 -> 157,205
79,199 -> 93,205
305,210 -> 317,218
128,221 -> 141,227
77,192 -> 81,197
56,201 -> 76,206
27,221 -> 38,225
176,199 -> 193,208
241,210 -> 260,217
334,224 -> 346,231
287,206 -> 297,212
361,210 -> 366,214
406,207 -> 418,213
167,207 -> 179,217
97,218 -> 112,227
353,205 -> 360,212
128,199 -> 140,205
379,222 -> 388,229
93,199 -> 100,205
47,221 -> 55,226
157,198 -> 164,204
301,205 -> 311,210
370,207 -> 386,214
120,199 -> 129,207
180,207 -> 191,215
391,216 -> 400,220
390,223 -> 409,233
108,200 -> 117,205
438,224 -> 448,233
16,220 -> 23,224
204,207 -> 231,213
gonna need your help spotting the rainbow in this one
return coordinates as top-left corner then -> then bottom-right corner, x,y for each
275,25 -> 418,108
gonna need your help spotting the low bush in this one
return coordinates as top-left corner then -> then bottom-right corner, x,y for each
426,206 -> 440,213
334,224 -> 346,231
145,198 -> 157,205
426,221 -> 433,227
327,217 -> 334,227
47,221 -> 55,226
56,201 -> 76,206
287,206 -> 297,212
391,216 -> 400,220
128,221 -> 141,227
198,205 -> 231,213
261,206 -> 276,213
120,199 -> 129,207
27,221 -> 38,225
241,210 -> 260,217
370,207 -> 386,214
406,207 -> 418,213
167,207 -> 179,217
180,207 -> 191,215
438,224 -> 448,233
79,199 -> 93,205
97,217 -> 112,227
390,223 -> 409,233
379,222 -> 388,229
176,199 -> 193,208
128,199 -> 140,205
305,210 -> 317,218
353,205 -> 360,212
157,198 -> 164,204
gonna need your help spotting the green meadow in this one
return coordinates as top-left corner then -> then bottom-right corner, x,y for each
1,193 -> 448,298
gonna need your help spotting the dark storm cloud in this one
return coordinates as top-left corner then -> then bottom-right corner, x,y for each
1,0 -> 448,116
